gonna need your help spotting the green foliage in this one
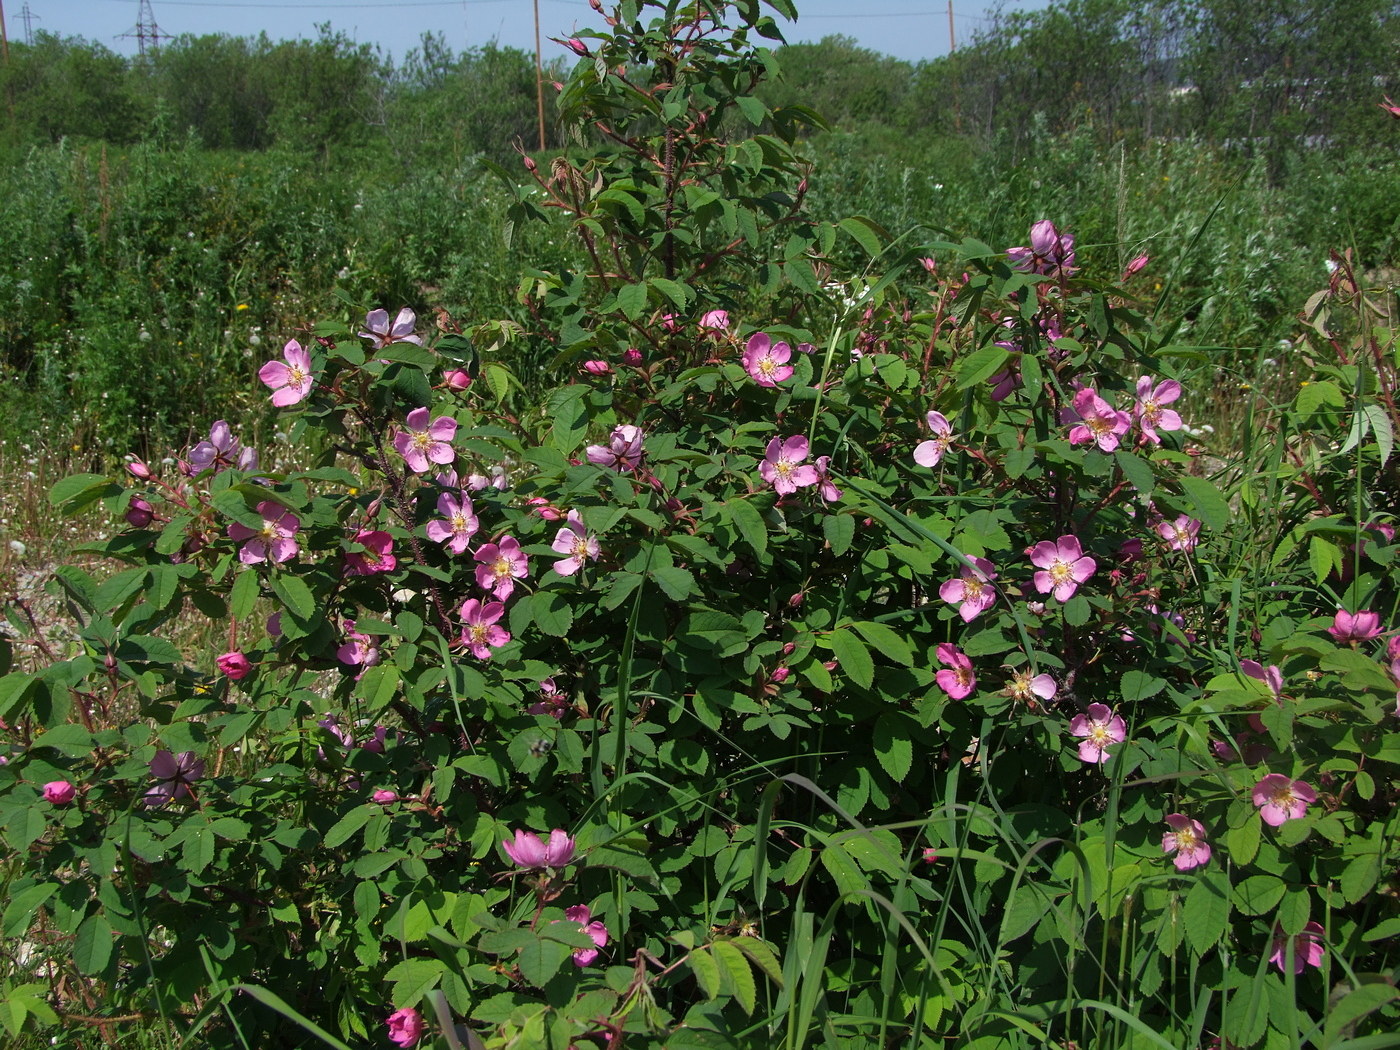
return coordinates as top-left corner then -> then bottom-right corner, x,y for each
4,3 -> 1400,1047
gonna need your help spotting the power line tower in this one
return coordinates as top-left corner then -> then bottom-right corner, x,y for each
19,0 -> 37,45
120,0 -> 169,59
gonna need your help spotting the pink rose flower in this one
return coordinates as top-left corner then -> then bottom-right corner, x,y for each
474,536 -> 528,600
503,828 -> 576,869
1066,387 -> 1131,452
760,435 -> 819,495
1161,813 -> 1211,871
227,501 -> 301,564
934,643 -> 976,699
1030,535 -> 1096,602
1328,609 -> 1382,644
1069,703 -> 1126,764
385,1006 -> 425,1047
425,491 -> 478,555
913,411 -> 953,467
459,599 -> 510,660
742,332 -> 795,387
346,530 -> 396,575
939,557 -> 998,623
217,651 -> 251,680
1252,774 -> 1316,826
1157,514 -> 1201,553
1270,921 -> 1326,975
562,904 -> 609,966
360,307 -> 422,349
586,424 -> 644,472
43,780 -> 76,805
551,510 -> 600,576
258,339 -> 315,407
394,407 -> 457,474
1134,376 -> 1183,444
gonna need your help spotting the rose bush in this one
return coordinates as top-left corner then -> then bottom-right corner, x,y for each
2,2 -> 1399,1048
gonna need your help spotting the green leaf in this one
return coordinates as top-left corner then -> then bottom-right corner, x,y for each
1341,853 -> 1381,905
726,498 -> 768,561
322,806 -> 374,849
730,937 -> 783,988
872,714 -> 913,782
837,215 -> 885,257
1294,380 -> 1344,416
1224,815 -> 1260,866
688,947 -> 721,1000
735,94 -> 767,126
270,573 -> 315,621
649,277 -> 692,310
386,957 -> 446,1007
1177,475 -> 1231,532
1183,871 -> 1230,956
1233,874 -> 1285,916
1324,984 -> 1400,1047
651,566 -> 696,601
1114,450 -> 1155,496
956,344 -> 1010,390
711,939 -> 757,1014
616,282 -> 649,321
829,630 -> 874,690
2,882 -> 58,938
49,473 -> 118,514
851,621 -> 914,667
229,570 -> 261,621
73,913 -> 114,975
531,592 -> 575,637
1120,670 -> 1166,702
822,512 -> 855,557
517,934 -> 572,989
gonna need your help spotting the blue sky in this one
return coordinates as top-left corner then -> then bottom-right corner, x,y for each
14,0 -> 1052,65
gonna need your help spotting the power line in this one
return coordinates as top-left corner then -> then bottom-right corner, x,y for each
20,0 -> 37,44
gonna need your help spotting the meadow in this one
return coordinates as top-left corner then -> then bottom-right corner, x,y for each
2,1 -> 1400,1048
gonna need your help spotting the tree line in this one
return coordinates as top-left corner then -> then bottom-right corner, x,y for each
1,0 -> 1396,163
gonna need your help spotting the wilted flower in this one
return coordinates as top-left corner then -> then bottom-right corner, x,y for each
939,557 -> 998,623
345,530 -> 396,575
503,828 -> 576,869
1240,659 -> 1283,699
474,536 -> 528,600
227,501 -> 301,564
1006,669 -> 1056,707
742,332 -> 795,387
425,491 -> 478,555
621,347 -> 644,367
914,411 -> 954,467
43,780 -> 75,805
1269,921 -> 1326,974
385,1006 -> 425,1047
1328,609 -> 1382,644
1252,774 -> 1316,826
1069,704 -> 1126,764
217,651 -> 251,680
586,424 -> 644,472
359,307 -> 422,349
460,599 -> 510,659
1007,219 -> 1076,276
934,643 -> 976,699
186,420 -> 243,474
1161,814 -> 1211,871
552,510 -> 600,576
258,339 -> 315,407
813,455 -> 842,503
760,435 -> 819,495
394,407 -> 457,474
1030,535 -> 1096,602
144,750 -> 204,807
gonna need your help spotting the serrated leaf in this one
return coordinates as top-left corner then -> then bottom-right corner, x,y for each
1119,670 -> 1165,701
1309,535 -> 1339,584
73,913 -> 113,975
1224,816 -> 1260,866
531,592 -> 574,637
1177,475 -> 1231,532
726,498 -> 768,561
837,215 -> 884,257
688,947 -> 721,1000
711,939 -> 756,1014
616,282 -> 649,321
49,473 -> 117,513
822,512 -> 855,556
322,806 -> 374,849
735,94 -> 766,126
1295,380 -> 1344,415
829,629 -> 874,689
229,570 -> 261,621
518,935 -> 572,989
872,714 -> 913,782
1324,984 -> 1400,1047
1233,874 -> 1285,916
1341,853 -> 1381,904
1277,887 -> 1310,936
651,566 -> 695,601
649,277 -> 692,309
2,883 -> 58,938
730,937 -> 782,988
851,621 -> 914,667
956,344 -> 1010,390
1114,450 -> 1155,495
386,957 -> 446,1007
1183,872 -> 1230,956
270,573 -> 315,621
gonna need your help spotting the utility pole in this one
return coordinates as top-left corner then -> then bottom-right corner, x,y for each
1,0 -> 10,66
20,1 -> 36,45
532,0 -> 546,152
121,0 -> 169,60
947,0 -> 955,52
